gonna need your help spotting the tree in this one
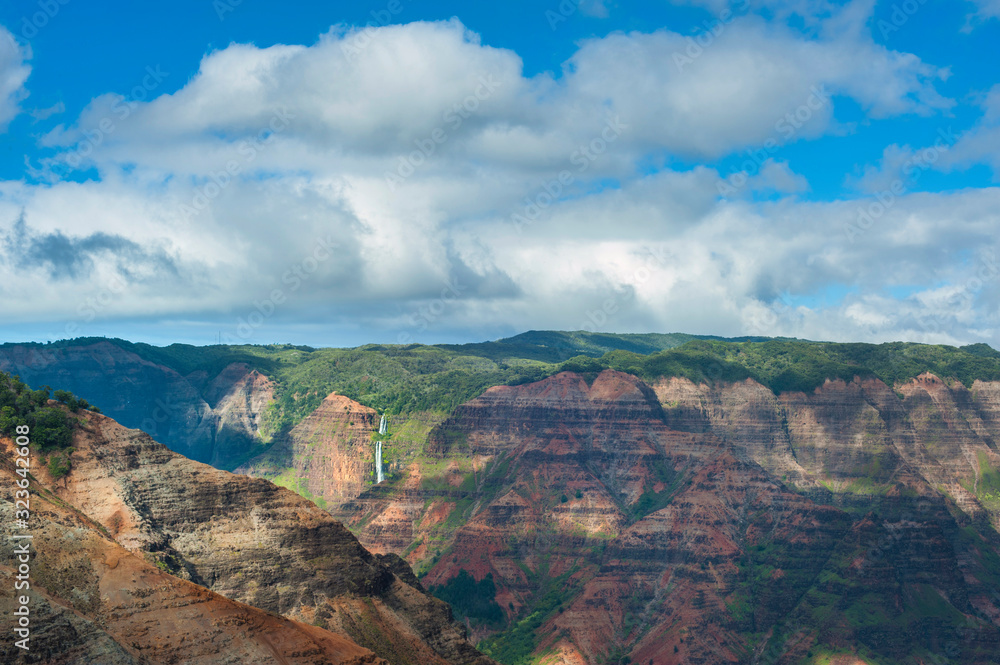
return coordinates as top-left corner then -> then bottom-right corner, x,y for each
30,407 -> 72,450
0,405 -> 23,436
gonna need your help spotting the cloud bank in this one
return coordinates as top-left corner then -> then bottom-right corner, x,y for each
2,5 -> 999,348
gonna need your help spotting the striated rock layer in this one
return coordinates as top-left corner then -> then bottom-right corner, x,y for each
0,342 -> 274,468
237,391 -> 379,508
5,410 -> 494,665
0,443 -> 384,665
339,370 -> 1000,664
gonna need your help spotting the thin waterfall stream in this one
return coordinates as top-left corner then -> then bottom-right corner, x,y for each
375,414 -> 387,483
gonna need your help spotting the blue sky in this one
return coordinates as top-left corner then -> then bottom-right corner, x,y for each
1,0 -> 999,348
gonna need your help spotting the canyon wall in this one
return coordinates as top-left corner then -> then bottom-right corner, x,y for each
7,339 -> 1000,663
0,341 -> 274,468
0,410 -> 494,665
236,391 -> 378,508
337,370 -> 1000,664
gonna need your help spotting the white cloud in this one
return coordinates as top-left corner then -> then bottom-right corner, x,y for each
40,10 -> 951,177
905,85 -> 1000,179
0,26 -> 30,131
964,0 -> 1000,30
846,143 -> 921,194
3,16 -> 992,348
744,159 -> 809,194
559,7 -> 950,158
30,101 -> 63,122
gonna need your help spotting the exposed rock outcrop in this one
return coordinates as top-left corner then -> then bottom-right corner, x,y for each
237,391 -> 378,508
0,444 -> 385,665
5,410 -> 494,665
0,342 -> 273,468
339,370 -> 1000,664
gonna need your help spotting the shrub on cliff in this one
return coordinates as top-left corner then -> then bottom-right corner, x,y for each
429,569 -> 505,626
46,448 -> 74,479
53,389 -> 93,412
0,372 -> 74,450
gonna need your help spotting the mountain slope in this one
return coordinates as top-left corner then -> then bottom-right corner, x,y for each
0,340 -> 275,468
338,370 -> 1000,664
29,408 -> 492,665
0,440 -> 385,665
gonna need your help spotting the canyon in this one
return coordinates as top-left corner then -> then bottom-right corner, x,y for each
1,406 -> 493,665
0,340 -> 275,468
5,335 -> 1000,663
340,370 -> 1000,663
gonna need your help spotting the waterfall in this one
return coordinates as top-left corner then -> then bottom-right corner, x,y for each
374,414 -> 387,483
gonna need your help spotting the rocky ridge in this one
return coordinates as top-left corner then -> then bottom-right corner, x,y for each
0,441 -> 385,665
2,409 -> 494,665
0,341 -> 274,468
236,391 -> 379,508
338,370 -> 1000,664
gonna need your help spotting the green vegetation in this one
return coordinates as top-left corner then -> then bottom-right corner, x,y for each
52,389 -> 99,413
269,467 -> 329,510
973,452 -> 1000,507
9,334 -> 1000,439
577,339 -> 1000,395
628,457 -> 684,521
429,569 -> 505,626
479,564 -> 583,665
0,372 -> 77,450
257,344 -> 553,439
0,372 -> 97,479
46,448 -> 74,479
752,511 -> 1000,665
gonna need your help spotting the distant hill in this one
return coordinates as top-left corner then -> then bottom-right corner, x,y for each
2,332 -> 999,467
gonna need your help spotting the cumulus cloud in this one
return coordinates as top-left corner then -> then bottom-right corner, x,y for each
42,10 -> 950,174
743,160 -> 809,194
932,85 -> 1000,178
0,26 -> 30,131
2,14 -> 994,348
2,211 -> 178,281
863,85 -> 1000,185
